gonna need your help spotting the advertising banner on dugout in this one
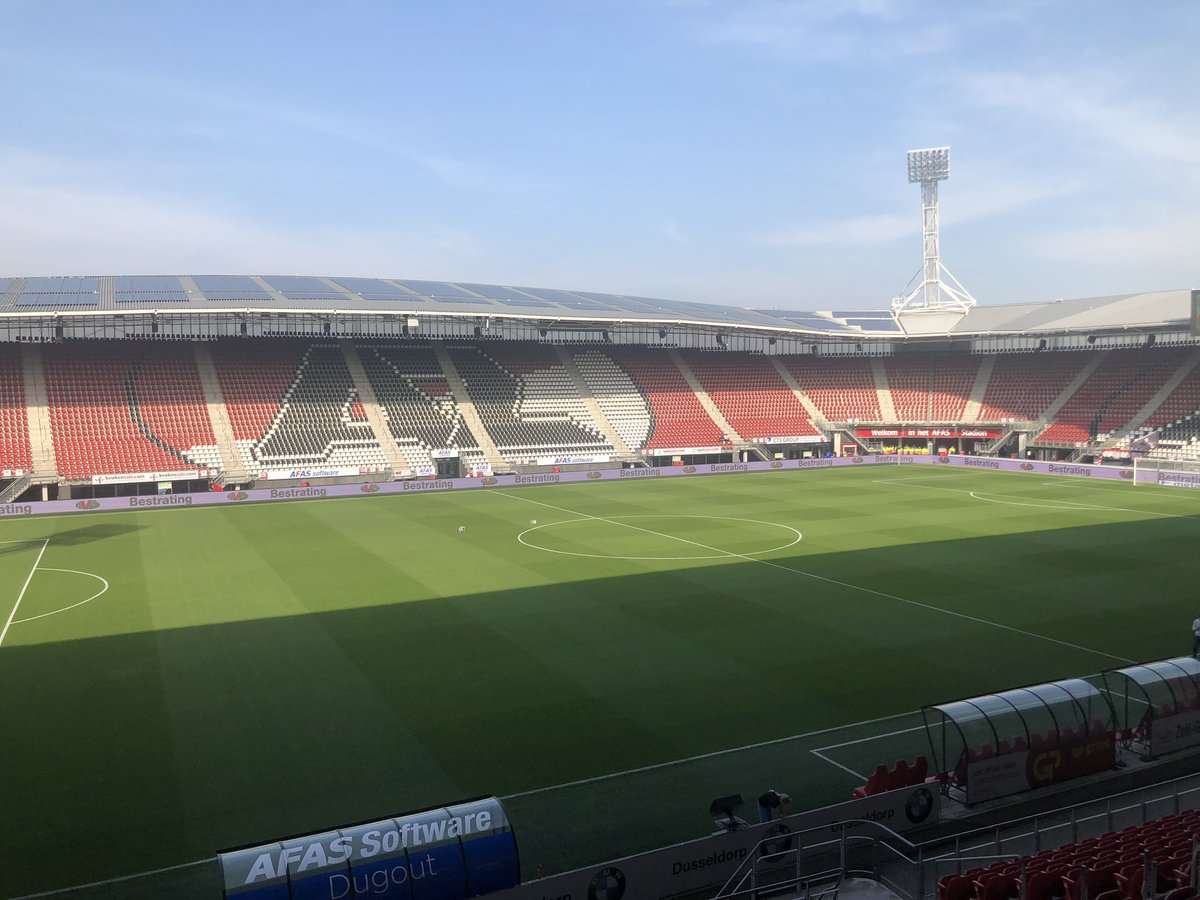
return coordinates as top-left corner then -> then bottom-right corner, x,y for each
966,734 -> 1115,804
218,797 -> 518,900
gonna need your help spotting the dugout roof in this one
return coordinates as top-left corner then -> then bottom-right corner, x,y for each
922,678 -> 1115,771
1101,657 -> 1200,726
0,275 -> 1191,339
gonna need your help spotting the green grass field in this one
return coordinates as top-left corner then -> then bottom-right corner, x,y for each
1,465 -> 1198,898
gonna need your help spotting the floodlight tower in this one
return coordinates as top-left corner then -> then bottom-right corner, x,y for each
891,147 -> 976,322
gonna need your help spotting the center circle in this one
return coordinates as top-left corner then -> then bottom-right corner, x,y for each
517,515 -> 802,561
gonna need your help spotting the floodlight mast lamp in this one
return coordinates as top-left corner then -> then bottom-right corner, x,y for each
891,147 -> 976,316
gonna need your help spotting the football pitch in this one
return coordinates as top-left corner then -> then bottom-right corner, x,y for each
1,465 -> 1197,898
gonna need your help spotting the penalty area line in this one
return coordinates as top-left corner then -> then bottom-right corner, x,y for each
810,749 -> 867,781
0,537 -> 48,648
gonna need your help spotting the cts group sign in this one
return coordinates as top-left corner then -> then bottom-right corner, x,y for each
218,798 -> 518,900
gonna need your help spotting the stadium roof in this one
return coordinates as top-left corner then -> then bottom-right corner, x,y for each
0,275 -> 1190,338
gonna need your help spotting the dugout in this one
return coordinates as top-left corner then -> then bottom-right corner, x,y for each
922,678 -> 1116,805
1101,657 -> 1200,760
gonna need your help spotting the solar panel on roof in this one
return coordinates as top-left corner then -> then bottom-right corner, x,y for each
279,292 -> 346,301
493,298 -> 555,308
193,276 -> 270,295
261,275 -> 335,293
846,318 -> 901,332
18,294 -> 91,308
397,280 -> 478,299
114,292 -> 189,304
23,276 -> 99,292
453,283 -> 533,301
572,291 -> 628,305
516,288 -> 594,304
114,276 -> 185,293
330,277 -> 412,297
430,296 -> 492,305
200,292 -> 273,301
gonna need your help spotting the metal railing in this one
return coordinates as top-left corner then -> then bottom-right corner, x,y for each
0,472 -> 33,504
712,770 -> 1200,900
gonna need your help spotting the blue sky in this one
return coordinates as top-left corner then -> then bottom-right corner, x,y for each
0,0 -> 1196,309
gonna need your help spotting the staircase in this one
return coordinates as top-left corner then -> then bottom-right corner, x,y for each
20,345 -> 58,481
431,342 -> 509,474
338,340 -> 406,477
869,358 -> 898,421
1032,352 -> 1107,440
552,345 -> 638,461
768,356 -> 828,430
192,343 -> 251,483
0,473 -> 32,504
962,355 -> 996,422
667,349 -> 744,443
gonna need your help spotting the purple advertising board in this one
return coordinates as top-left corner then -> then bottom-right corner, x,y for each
0,454 -> 1148,520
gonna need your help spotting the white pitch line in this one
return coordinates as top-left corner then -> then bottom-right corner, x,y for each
501,709 -> 919,800
810,749 -> 867,781
9,857 -> 210,900
488,489 -> 1136,665
0,538 -> 48,648
879,477 -> 1194,521
11,568 -> 109,624
815,724 -> 927,751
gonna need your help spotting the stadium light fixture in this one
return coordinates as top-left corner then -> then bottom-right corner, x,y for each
892,147 -> 976,323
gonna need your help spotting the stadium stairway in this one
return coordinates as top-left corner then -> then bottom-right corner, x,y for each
869,358 -> 899,421
961,355 -> 997,423
430,342 -> 509,474
768,355 -> 829,428
18,345 -> 56,481
666,349 -> 747,445
338,340 -> 406,476
1033,352 -> 1107,441
192,342 -> 251,483
552,345 -> 638,460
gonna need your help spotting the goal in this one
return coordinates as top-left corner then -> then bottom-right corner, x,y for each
1133,457 -> 1200,489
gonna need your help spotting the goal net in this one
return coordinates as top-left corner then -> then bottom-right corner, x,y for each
1133,457 -> 1200,489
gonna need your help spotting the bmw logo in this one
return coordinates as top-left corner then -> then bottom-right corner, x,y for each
905,787 -> 934,824
588,866 -> 626,900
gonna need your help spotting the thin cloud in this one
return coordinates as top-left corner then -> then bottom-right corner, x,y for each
952,71 -> 1200,168
0,172 -> 483,277
751,177 -> 1082,247
686,0 -> 955,63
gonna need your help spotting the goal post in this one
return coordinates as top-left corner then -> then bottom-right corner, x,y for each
1133,457 -> 1200,489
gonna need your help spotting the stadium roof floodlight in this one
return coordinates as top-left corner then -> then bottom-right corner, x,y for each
892,146 -> 976,328
907,147 -> 950,183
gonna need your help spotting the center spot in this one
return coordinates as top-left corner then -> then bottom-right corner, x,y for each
517,515 -> 802,561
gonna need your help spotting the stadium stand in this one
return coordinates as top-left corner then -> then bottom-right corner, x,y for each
1037,349 -> 1192,445
681,351 -> 820,439
43,342 -> 218,479
778,356 -> 882,422
356,343 -> 488,475
603,346 -> 726,450
0,349 -> 32,473
447,343 -> 614,462
211,340 -> 388,472
885,354 -> 980,423
977,353 -> 1091,423
936,809 -> 1200,900
569,348 -> 653,452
